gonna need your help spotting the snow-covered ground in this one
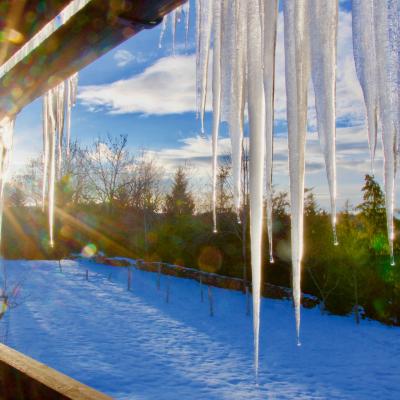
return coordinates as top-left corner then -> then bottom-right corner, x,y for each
1,259 -> 399,399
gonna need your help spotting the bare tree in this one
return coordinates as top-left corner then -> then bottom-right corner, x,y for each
60,140 -> 90,205
83,134 -> 135,212
126,153 -> 164,251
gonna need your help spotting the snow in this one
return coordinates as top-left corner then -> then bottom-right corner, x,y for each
2,259 -> 399,400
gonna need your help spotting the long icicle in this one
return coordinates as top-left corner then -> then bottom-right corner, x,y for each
65,72 -> 79,158
388,0 -> 400,162
247,0 -> 265,377
184,1 -> 190,47
309,0 -> 339,245
263,0 -> 279,263
56,81 -> 66,178
228,0 -> 246,215
196,0 -> 212,134
48,89 -> 57,248
211,0 -> 222,233
159,14 -> 168,48
42,94 -> 50,211
374,1 -> 397,266
0,117 -> 15,249
352,0 -> 379,171
171,9 -> 178,54
283,0 -> 310,345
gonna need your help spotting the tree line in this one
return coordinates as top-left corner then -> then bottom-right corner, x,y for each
3,134 -> 400,326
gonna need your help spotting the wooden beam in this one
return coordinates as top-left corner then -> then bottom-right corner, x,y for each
0,1 -> 71,65
0,0 -> 187,120
0,343 -> 111,399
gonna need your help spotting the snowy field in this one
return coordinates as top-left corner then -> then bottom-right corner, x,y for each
1,259 -> 399,400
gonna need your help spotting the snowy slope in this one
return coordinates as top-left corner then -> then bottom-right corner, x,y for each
1,259 -> 399,400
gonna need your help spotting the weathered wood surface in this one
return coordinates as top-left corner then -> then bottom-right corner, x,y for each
0,1 -> 71,65
0,0 -> 187,119
0,343 -> 112,399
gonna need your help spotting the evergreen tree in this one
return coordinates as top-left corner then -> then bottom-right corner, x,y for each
165,167 -> 195,217
357,174 -> 386,230
356,174 -> 388,255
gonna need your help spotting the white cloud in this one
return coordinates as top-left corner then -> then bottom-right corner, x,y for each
114,50 -> 134,67
79,54 -> 204,115
113,49 -> 149,67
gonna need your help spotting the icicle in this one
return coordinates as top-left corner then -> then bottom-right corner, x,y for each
66,73 -> 79,158
283,0 -> 310,344
196,0 -> 213,134
42,95 -> 50,211
374,1 -> 398,266
47,89 -> 57,248
56,82 -> 66,178
0,117 -> 14,248
159,14 -> 168,48
219,0 -> 245,215
171,10 -> 177,54
184,1 -> 190,46
388,0 -> 400,161
263,0 -> 279,263
228,0 -> 247,215
247,0 -> 265,376
211,0 -> 222,233
309,0 -> 338,245
352,0 -> 379,171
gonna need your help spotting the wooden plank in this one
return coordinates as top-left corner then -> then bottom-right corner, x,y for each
0,0 -> 187,120
0,1 -> 71,65
0,343 -> 112,399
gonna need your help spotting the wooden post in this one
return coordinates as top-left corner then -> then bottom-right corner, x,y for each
166,277 -> 170,303
246,285 -> 250,316
58,260 -> 62,273
208,286 -> 214,317
200,274 -> 204,303
127,267 -> 132,291
86,269 -> 88,281
157,262 -> 161,290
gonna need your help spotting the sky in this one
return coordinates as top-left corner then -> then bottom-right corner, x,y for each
11,0 -> 400,211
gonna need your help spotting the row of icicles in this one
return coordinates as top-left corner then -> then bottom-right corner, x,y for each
167,0 -> 399,373
0,72 -> 78,251
0,0 -> 397,377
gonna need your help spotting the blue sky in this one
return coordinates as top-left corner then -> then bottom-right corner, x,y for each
12,0 -> 399,210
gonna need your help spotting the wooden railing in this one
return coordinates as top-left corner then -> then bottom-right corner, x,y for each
0,344 -> 111,400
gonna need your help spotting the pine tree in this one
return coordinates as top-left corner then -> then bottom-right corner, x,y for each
357,174 -> 386,231
164,167 -> 195,217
